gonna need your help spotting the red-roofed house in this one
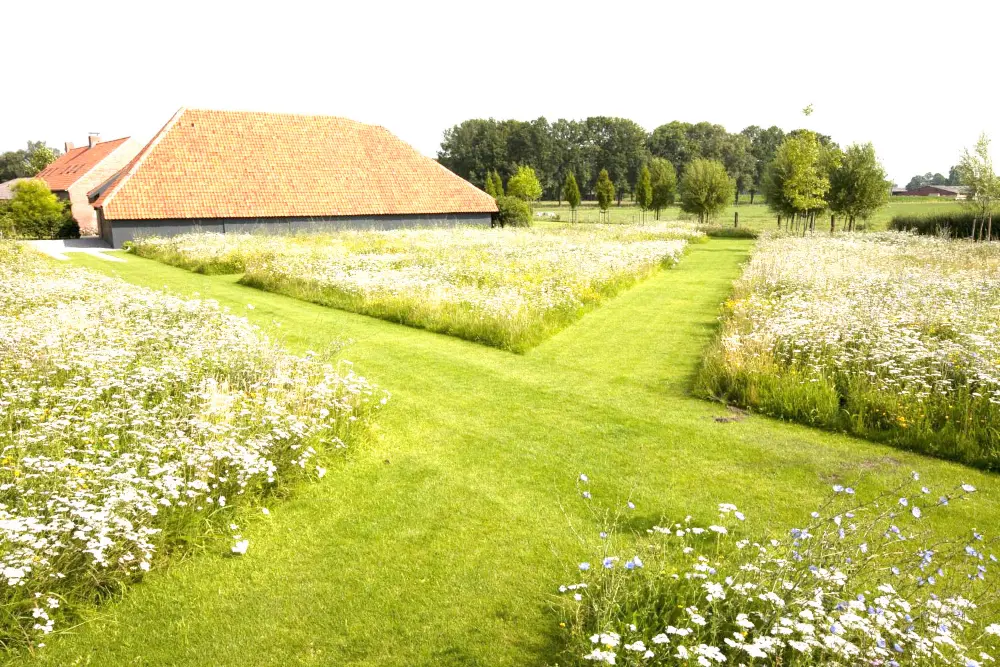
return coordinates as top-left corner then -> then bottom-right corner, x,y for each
35,135 -> 141,235
89,108 -> 498,248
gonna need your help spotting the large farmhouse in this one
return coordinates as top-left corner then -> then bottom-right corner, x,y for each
33,135 -> 141,235
90,108 -> 498,248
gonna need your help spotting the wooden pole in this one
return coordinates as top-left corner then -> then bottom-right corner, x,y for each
734,211 -> 739,228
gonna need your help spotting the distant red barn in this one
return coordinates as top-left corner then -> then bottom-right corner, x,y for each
894,185 -> 970,199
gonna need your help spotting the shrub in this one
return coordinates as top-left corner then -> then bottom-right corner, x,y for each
559,472 -> 1000,666
890,214 -> 978,238
6,179 -> 73,239
55,214 -> 80,239
0,201 -> 13,239
495,195 -> 532,228
696,225 -> 759,239
679,159 -> 734,223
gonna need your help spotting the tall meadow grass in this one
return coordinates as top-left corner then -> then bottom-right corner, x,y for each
697,232 -> 1000,469
129,225 -> 701,352
0,243 -> 385,651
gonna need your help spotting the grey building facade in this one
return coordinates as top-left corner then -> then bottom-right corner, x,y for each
98,212 -> 492,248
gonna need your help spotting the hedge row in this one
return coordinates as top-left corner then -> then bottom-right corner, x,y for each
889,213 -> 980,238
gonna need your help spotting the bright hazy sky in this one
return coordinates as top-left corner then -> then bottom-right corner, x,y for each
5,0 -> 997,186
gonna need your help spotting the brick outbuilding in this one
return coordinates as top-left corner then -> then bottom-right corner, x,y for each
894,185 -> 970,199
35,136 -> 141,235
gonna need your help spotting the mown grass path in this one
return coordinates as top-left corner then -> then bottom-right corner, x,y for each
20,240 -> 999,666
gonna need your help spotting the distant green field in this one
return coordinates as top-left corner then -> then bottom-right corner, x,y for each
535,196 -> 968,231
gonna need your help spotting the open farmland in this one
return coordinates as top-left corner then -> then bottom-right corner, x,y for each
10,237 -> 1000,667
699,232 -> 1000,469
0,244 -> 382,650
128,224 -> 700,351
535,196 -> 970,232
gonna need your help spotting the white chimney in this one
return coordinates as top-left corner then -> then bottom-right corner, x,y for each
88,134 -> 100,148
65,142 -> 75,153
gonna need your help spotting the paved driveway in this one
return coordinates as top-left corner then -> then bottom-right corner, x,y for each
24,238 -> 125,262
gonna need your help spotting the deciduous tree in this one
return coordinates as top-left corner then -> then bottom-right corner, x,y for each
958,133 -> 1000,241
0,141 -> 60,181
722,134 -> 755,204
741,125 -> 785,204
614,175 -> 629,206
678,159 -> 733,223
765,131 -> 834,231
947,165 -> 963,186
828,142 -> 890,231
649,158 -> 677,220
634,165 -> 652,221
506,165 -> 542,202
28,146 -> 57,174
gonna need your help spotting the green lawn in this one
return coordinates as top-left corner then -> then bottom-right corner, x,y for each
16,240 -> 1000,666
536,196 -> 969,231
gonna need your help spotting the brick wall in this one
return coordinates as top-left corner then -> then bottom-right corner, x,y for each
63,139 -> 142,235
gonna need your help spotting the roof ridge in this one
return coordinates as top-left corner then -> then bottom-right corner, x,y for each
183,107 -> 375,126
99,108 -> 186,212
89,136 -> 130,147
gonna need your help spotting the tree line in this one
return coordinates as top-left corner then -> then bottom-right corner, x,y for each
436,117 -> 830,205
0,141 -> 60,182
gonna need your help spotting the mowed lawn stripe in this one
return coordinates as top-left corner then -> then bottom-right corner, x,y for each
18,239 -> 1000,667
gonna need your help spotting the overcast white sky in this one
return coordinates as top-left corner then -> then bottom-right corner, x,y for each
3,0 -> 997,186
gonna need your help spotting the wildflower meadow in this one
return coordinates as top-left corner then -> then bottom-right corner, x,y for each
561,472 -> 1000,666
127,224 -> 700,351
0,244 -> 384,651
698,232 -> 1000,469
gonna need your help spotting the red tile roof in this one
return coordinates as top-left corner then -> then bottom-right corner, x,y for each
97,108 -> 498,220
36,138 -> 131,191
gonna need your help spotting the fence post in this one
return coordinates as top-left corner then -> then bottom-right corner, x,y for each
734,211 -> 739,228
